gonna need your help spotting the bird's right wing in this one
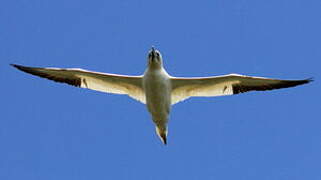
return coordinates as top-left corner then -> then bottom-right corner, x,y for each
171,74 -> 312,105
12,64 -> 146,103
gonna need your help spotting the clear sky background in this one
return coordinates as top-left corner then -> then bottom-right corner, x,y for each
1,0 -> 321,179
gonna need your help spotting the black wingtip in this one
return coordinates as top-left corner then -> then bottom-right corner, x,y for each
10,64 -> 19,68
10,64 -> 25,70
306,77 -> 314,83
10,64 -> 33,74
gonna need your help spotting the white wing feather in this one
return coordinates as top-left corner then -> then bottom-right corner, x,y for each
12,64 -> 146,103
171,74 -> 311,105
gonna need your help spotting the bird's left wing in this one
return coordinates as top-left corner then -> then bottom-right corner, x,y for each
12,64 -> 145,103
171,74 -> 312,105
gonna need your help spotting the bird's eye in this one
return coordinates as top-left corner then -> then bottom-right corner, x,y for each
156,52 -> 160,57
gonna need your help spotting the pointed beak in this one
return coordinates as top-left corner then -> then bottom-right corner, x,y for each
150,47 -> 156,60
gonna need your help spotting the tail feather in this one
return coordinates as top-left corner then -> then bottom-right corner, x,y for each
155,126 -> 168,145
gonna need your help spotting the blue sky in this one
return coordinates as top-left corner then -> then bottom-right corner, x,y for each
1,0 -> 321,179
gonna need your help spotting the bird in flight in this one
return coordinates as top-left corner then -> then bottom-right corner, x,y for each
12,47 -> 312,145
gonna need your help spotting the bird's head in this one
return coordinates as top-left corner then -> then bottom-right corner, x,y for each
147,47 -> 163,69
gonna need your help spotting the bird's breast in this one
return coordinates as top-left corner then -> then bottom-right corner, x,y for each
143,70 -> 171,116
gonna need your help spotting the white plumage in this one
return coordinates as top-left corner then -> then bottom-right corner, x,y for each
12,48 -> 312,144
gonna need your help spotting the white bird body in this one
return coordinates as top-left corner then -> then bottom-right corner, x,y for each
11,47 -> 312,145
143,66 -> 171,144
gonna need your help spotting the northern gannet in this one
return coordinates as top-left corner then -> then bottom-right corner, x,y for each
12,47 -> 312,144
